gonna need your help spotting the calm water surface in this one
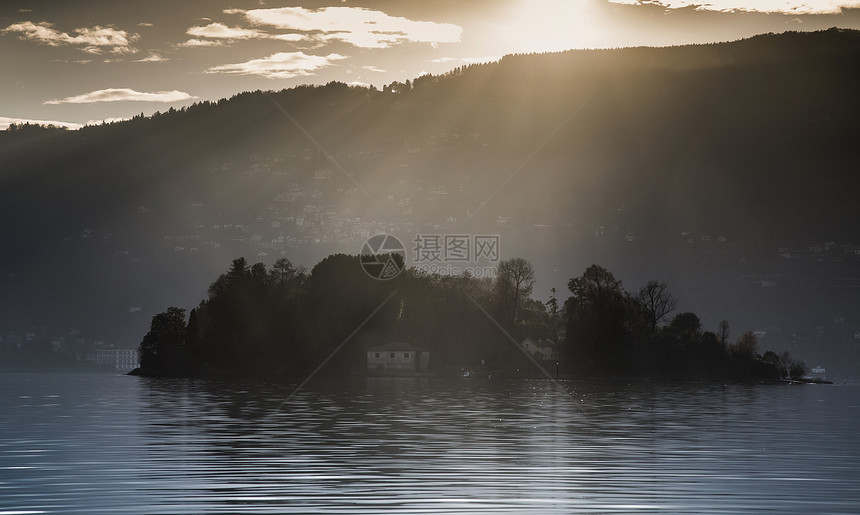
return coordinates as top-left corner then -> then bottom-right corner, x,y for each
1,371 -> 858,514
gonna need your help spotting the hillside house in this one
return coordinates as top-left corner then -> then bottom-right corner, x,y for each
806,366 -> 827,381
367,342 -> 430,375
93,348 -> 140,370
520,338 -> 560,361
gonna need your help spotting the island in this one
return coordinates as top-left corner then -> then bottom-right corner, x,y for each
130,254 -> 810,383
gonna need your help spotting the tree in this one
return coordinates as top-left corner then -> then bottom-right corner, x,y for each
547,287 -> 559,316
228,257 -> 249,280
762,350 -> 782,370
271,257 -> 300,285
734,331 -> 759,357
198,258 -> 276,371
139,307 -> 187,372
564,264 -> 633,372
669,312 -> 701,335
496,258 -> 535,324
567,265 -> 625,313
717,320 -> 730,348
207,257 -> 249,299
789,361 -> 808,381
636,280 -> 677,331
186,307 -> 200,358
779,351 -> 808,380
251,261 -> 267,281
546,287 -> 561,341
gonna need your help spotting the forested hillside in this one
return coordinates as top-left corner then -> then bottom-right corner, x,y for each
1,28 -> 859,365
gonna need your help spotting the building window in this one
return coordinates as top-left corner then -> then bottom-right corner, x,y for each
403,352 -> 411,359
390,353 -> 396,358
375,353 -> 380,358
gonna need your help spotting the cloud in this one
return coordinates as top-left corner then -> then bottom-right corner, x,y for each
607,0 -> 860,14
232,6 -> 463,49
2,21 -> 138,54
44,88 -> 196,105
84,117 -> 130,126
362,65 -> 387,73
271,33 -> 308,42
138,22 -> 154,27
186,22 -> 269,40
0,116 -> 81,130
134,53 -> 168,62
181,21 -> 308,45
205,51 -> 347,79
178,38 -> 225,48
185,7 -> 459,49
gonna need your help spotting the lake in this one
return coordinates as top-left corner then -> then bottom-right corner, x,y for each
1,371 -> 858,514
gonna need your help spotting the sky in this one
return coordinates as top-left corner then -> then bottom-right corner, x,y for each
3,0 -> 860,129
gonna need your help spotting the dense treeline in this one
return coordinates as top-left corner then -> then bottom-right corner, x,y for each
0,123 -> 69,152
138,254 -> 548,377
137,254 -> 806,381
564,265 -> 806,380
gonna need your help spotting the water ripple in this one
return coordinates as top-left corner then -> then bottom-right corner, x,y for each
1,373 -> 859,513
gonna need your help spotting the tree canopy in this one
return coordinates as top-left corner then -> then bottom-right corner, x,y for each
137,255 -> 801,382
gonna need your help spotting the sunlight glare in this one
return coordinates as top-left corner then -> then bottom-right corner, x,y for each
502,0 -> 609,52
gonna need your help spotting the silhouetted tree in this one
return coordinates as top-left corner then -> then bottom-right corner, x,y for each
496,258 -> 535,324
779,351 -> 808,380
789,361 -> 808,381
734,331 -> 759,357
717,320 -> 731,349
669,312 -> 702,336
271,257 -> 302,285
636,280 -> 677,331
546,287 -> 561,341
761,350 -> 782,372
139,307 -> 187,372
565,264 -> 634,373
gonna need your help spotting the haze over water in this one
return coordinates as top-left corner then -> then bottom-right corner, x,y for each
1,372 -> 858,514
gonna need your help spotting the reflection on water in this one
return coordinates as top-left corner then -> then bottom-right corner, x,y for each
1,372 -> 859,513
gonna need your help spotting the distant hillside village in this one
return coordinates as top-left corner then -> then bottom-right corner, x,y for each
0,328 -> 138,371
79,148 -> 860,286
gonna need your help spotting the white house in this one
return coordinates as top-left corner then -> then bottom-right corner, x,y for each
806,366 -> 827,381
367,342 -> 430,375
520,338 -> 560,361
94,348 -> 140,370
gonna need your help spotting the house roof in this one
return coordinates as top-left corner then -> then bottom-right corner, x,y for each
368,342 -> 427,352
